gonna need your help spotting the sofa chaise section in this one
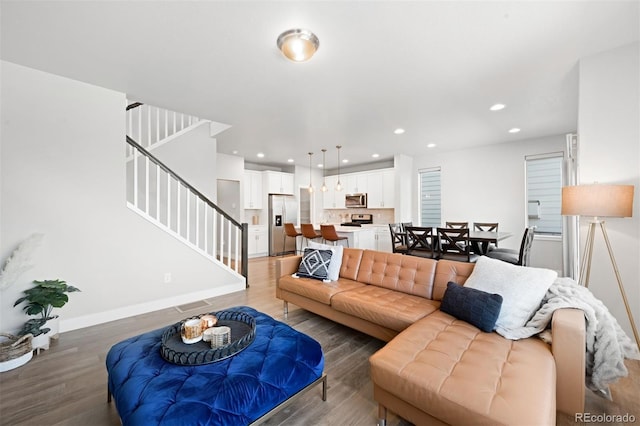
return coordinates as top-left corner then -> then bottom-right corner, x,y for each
370,310 -> 556,425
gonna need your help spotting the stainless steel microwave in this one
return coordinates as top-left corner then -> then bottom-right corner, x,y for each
345,193 -> 367,208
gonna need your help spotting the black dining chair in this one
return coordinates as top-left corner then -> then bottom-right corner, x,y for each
389,223 -> 408,254
436,227 -> 478,263
445,221 -> 469,229
486,226 -> 535,266
473,222 -> 499,254
405,226 -> 436,258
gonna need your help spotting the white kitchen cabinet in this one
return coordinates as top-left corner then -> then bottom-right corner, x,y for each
265,171 -> 294,195
248,225 -> 268,258
374,225 -> 393,252
345,172 -> 368,194
243,170 -> 263,209
367,169 -> 395,208
322,175 -> 346,209
348,227 -> 376,250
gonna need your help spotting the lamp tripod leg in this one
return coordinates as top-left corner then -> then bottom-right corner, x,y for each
598,222 -> 640,351
579,222 -> 597,287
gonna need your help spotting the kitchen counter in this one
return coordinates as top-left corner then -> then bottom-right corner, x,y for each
298,224 -> 378,250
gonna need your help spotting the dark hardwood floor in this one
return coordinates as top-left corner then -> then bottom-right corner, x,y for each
0,256 -> 638,425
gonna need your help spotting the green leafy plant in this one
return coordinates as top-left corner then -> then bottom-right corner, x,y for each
14,279 -> 81,322
19,318 -> 49,337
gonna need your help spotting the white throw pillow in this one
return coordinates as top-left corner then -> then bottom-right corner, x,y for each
463,256 -> 557,336
309,241 -> 343,281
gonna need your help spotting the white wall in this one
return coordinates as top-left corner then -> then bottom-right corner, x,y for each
153,125 -> 218,202
412,135 -> 566,271
0,62 -> 243,334
578,42 -> 639,339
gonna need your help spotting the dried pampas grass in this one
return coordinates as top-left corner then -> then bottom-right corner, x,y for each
0,234 -> 44,291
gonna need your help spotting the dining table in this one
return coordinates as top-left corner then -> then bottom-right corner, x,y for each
468,230 -> 513,254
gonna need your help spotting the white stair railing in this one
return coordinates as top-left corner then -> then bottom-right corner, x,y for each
126,102 -> 210,156
125,135 -> 248,281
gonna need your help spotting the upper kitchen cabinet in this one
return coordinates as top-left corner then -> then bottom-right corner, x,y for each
367,169 -> 395,208
264,171 -> 295,195
345,173 -> 368,194
323,175 -> 346,209
243,170 -> 263,209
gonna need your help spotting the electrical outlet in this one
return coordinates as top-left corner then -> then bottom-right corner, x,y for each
164,273 -> 172,283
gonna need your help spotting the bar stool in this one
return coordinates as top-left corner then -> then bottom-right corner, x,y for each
283,223 -> 302,254
320,224 -> 349,247
300,223 -> 323,248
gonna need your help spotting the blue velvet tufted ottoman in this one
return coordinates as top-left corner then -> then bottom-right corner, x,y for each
106,306 -> 325,425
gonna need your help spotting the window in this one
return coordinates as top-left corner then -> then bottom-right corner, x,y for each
525,153 -> 563,235
419,167 -> 441,227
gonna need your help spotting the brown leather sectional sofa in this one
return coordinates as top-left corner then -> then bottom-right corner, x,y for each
276,248 -> 586,425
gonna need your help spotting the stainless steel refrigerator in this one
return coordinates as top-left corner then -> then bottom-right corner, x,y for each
268,194 -> 298,256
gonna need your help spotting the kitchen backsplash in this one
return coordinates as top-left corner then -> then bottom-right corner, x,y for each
323,208 -> 395,224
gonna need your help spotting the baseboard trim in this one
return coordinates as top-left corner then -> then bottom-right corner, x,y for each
59,282 -> 245,333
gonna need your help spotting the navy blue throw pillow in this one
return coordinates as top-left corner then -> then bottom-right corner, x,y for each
297,248 -> 333,281
440,281 -> 503,332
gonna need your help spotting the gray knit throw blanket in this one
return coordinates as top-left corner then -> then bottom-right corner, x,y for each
499,277 -> 640,393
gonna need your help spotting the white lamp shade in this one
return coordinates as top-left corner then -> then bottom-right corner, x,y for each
561,184 -> 634,217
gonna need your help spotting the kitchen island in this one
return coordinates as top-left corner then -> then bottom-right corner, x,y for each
296,224 -> 377,251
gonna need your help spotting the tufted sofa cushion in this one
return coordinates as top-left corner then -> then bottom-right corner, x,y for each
356,250 -> 438,299
106,306 -> 324,426
331,286 -> 440,332
370,310 -> 556,425
278,275 -> 365,305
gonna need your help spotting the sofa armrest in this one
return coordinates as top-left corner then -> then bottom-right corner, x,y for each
276,255 -> 302,298
552,308 -> 585,416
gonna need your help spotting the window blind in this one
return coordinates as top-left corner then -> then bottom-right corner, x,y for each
419,168 -> 441,227
526,154 -> 563,235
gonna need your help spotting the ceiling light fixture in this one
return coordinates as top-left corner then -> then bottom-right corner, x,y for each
257,152 -> 265,158
307,152 -> 314,193
372,153 -> 380,158
508,128 -> 521,133
394,128 -> 405,135
490,103 -> 506,111
335,145 -> 342,192
287,158 -> 294,163
427,143 -> 437,148
321,149 -> 328,192
277,29 -> 319,62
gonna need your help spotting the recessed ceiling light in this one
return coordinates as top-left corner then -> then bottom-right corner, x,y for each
427,143 -> 437,148
372,153 -> 380,158
232,150 -> 238,154
317,163 -> 323,168
287,158 -> 294,162
508,128 -> 521,133
257,152 -> 265,158
490,103 -> 506,111
394,128 -> 405,135
342,159 -> 349,163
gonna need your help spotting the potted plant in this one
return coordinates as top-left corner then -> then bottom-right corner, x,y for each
14,279 -> 80,350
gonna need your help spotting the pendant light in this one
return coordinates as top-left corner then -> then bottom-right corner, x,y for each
335,145 -> 342,192
308,152 -> 314,193
321,149 -> 328,192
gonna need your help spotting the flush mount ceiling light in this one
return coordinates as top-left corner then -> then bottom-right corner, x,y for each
490,103 -> 506,111
277,29 -> 319,62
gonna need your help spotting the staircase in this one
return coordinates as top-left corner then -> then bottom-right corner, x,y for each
125,103 -> 248,283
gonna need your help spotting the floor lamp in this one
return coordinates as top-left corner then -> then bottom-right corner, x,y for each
561,184 -> 639,350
